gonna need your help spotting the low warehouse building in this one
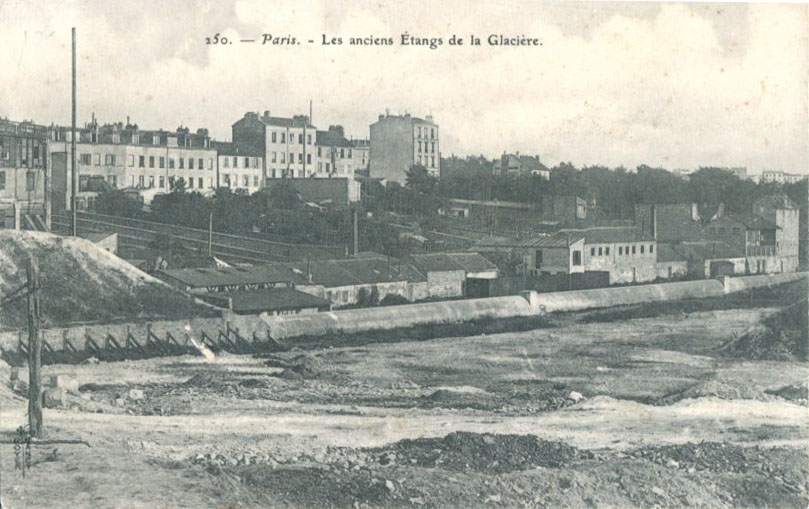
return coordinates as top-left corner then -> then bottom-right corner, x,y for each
200,288 -> 331,316
409,252 -> 500,298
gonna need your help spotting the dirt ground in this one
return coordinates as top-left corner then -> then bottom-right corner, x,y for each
1,306 -> 807,508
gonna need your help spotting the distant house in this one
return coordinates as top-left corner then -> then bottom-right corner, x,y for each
655,243 -> 689,280
658,241 -> 746,278
635,196 -> 798,275
409,252 -> 499,298
528,226 -> 657,284
492,153 -> 550,179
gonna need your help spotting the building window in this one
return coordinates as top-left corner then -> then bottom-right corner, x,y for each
138,175 -> 145,187
223,157 -> 229,168
605,247 -> 610,256
25,171 -> 35,191
188,178 -> 194,189
280,153 -> 285,163
307,154 -> 312,164
618,246 -> 623,255
243,175 -> 249,187
297,153 -> 302,164
272,132 -> 277,143
631,245 -> 636,255
168,176 -> 175,187
244,157 -> 249,168
280,132 -> 286,143
179,158 -> 184,169
340,148 -> 345,158
325,163 -> 330,172
271,152 -> 277,163
159,176 -> 165,188
318,162 -> 323,172
147,175 -> 154,188
650,244 -> 654,254
189,158 -> 194,170
598,247 -> 603,256
128,155 -> 135,167
233,156 -> 238,168
199,177 -> 203,188
81,154 -> 92,165
94,154 -> 101,166
535,250 -> 543,268
159,156 -> 165,168
147,156 -> 154,168
139,156 -> 145,168
298,134 -> 303,144
572,251 -> 582,266
209,158 -> 214,170
0,171 -> 6,190
198,158 -> 203,169
169,158 -> 175,169
253,175 -> 258,187
640,245 -> 645,254
105,154 -> 116,165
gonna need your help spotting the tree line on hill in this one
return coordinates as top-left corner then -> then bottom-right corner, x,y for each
90,163 -> 806,252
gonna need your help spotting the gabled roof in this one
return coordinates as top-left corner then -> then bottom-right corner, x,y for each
410,252 -> 498,273
211,141 -> 263,157
316,130 -> 353,148
661,241 -> 745,261
287,257 -> 426,286
158,265 -> 304,288
522,231 -> 586,247
259,115 -> 314,129
560,226 -> 653,244
715,213 -> 779,231
754,194 -> 798,210
210,288 -> 330,313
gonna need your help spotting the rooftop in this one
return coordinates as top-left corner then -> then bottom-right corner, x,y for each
409,252 -> 498,274
211,141 -> 263,157
158,265 -> 304,288
207,288 -> 330,313
754,194 -> 799,210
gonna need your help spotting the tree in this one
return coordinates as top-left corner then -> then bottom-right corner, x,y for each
91,190 -> 144,218
264,180 -> 303,210
405,164 -> 437,194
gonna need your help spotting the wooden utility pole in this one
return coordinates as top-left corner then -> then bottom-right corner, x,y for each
207,211 -> 213,256
26,257 -> 42,438
353,207 -> 359,257
71,27 -> 78,237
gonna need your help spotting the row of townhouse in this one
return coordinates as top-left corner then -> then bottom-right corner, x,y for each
39,112 -> 373,211
231,111 -> 369,181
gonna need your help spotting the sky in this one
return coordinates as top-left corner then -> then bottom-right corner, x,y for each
0,0 -> 807,175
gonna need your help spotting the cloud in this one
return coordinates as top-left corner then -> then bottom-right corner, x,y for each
0,0 -> 805,174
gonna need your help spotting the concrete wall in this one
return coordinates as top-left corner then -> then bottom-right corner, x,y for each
3,272 -> 804,354
427,270 -> 465,298
656,261 -> 688,279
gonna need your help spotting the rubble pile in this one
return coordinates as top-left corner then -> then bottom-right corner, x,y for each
627,442 -> 795,478
373,432 -> 593,473
720,299 -> 808,361
264,350 -> 326,380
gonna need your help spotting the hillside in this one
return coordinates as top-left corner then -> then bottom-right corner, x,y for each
0,231 -> 219,330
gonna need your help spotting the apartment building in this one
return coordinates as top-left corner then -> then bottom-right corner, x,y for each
0,118 -> 49,229
761,170 -> 807,184
49,119 -> 216,207
211,141 -> 263,194
314,125 -> 364,177
352,138 -> 370,172
492,153 -> 550,179
232,111 -> 315,181
369,112 -> 439,184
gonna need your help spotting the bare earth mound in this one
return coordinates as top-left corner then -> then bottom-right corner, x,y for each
0,231 -> 218,330
720,298 -> 808,361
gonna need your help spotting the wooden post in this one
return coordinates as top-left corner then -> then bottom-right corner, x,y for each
26,257 -> 43,438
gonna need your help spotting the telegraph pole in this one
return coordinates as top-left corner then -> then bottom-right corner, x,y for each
207,211 -> 213,256
26,257 -> 42,438
71,27 -> 78,237
353,207 -> 359,257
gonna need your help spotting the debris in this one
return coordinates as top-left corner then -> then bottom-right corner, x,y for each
42,387 -> 67,408
567,391 -> 584,403
128,389 -> 144,401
